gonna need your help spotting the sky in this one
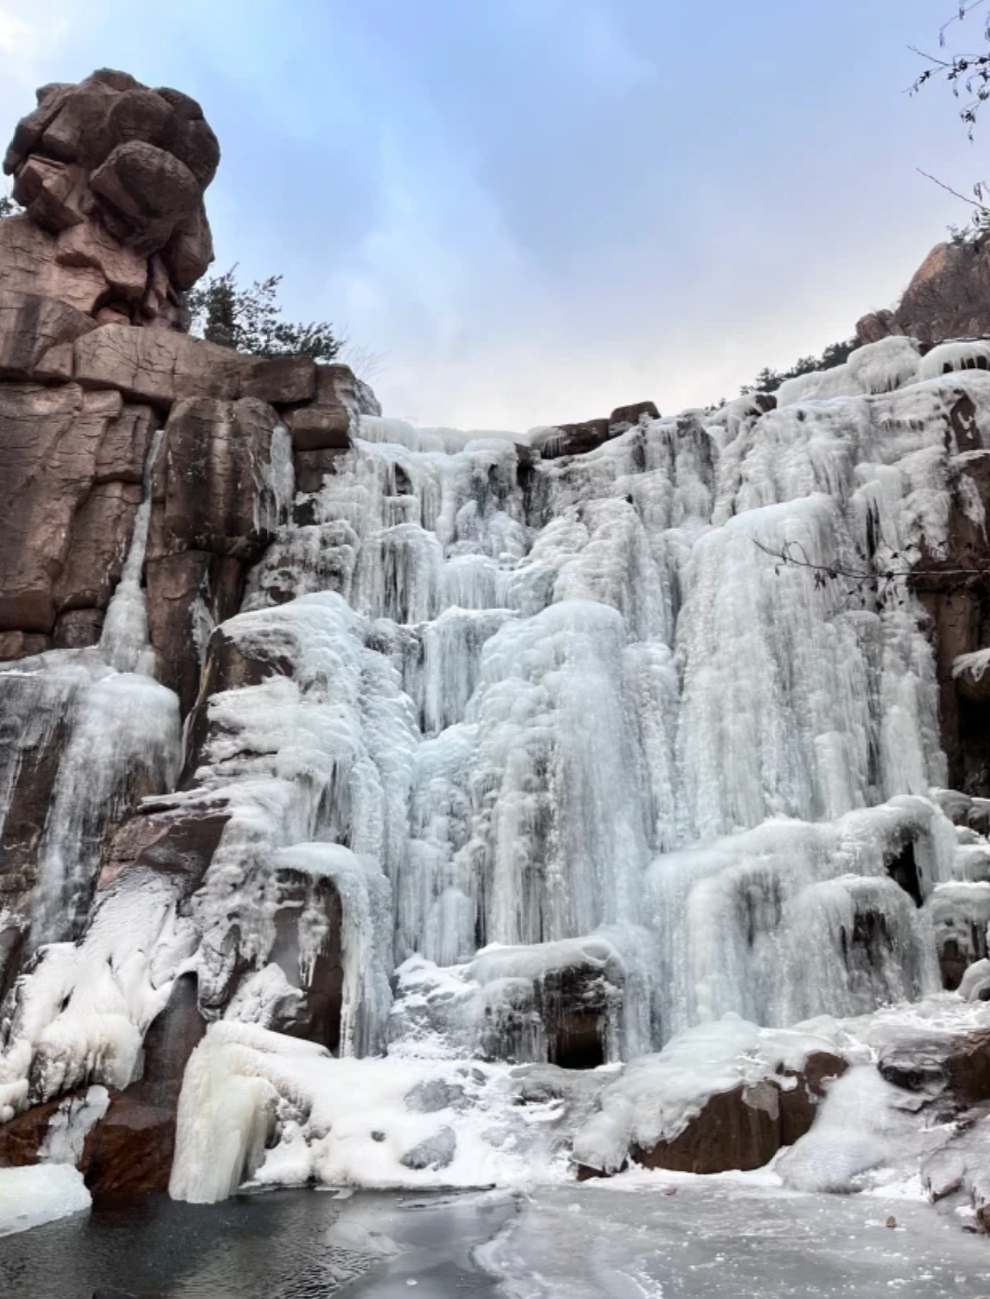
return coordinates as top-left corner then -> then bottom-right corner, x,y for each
0,0 -> 984,430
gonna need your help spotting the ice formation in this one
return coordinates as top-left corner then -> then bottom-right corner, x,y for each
6,339 -> 990,1205
0,1165 -> 90,1236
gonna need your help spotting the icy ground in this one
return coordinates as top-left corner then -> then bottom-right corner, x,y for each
1,1182 -> 988,1298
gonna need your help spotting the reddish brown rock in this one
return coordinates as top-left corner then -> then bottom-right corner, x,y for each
631,1081 -> 783,1175
94,403 -> 158,484
3,69 -> 218,325
578,1051 -> 847,1180
81,1094 -> 176,1195
73,325 -> 249,407
286,404 -> 351,452
53,481 -> 142,613
91,142 -> 200,251
160,396 -> 288,556
854,239 -> 990,348
11,155 -> 85,233
855,310 -> 894,346
0,215 -> 109,314
242,355 -> 315,406
0,977 -> 206,1195
0,1093 -> 78,1167
55,219 -> 148,303
145,551 -> 243,715
0,289 -> 97,379
947,1030 -> 990,1108
0,383 -> 122,632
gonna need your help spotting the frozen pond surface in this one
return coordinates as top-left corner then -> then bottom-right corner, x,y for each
1,1181 -> 989,1298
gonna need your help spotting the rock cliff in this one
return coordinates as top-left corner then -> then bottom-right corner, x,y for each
0,70 -> 379,1192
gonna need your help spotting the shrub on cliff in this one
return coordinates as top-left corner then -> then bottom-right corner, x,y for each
740,338 -> 856,396
186,265 -> 341,362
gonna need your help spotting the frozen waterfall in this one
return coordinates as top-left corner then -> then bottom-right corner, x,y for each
4,337 -> 990,1202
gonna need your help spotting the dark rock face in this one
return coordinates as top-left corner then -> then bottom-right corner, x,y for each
855,240 -> 990,348
0,384 -> 128,632
0,975 -> 206,1195
878,1029 -> 990,1111
912,435 -> 990,796
82,975 -> 206,1195
577,1052 -> 848,1180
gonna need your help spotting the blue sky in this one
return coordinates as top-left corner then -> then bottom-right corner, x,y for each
0,1 -> 983,428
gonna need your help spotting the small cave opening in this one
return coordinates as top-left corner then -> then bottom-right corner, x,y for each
539,967 -> 610,1070
886,842 -> 923,908
548,1013 -> 606,1070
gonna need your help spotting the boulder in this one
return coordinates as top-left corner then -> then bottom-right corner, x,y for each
12,155 -> 86,233
539,417 -> 612,460
161,208 -> 213,291
0,1094 -> 69,1166
0,976 -> 206,1196
627,1080 -> 782,1175
313,361 -> 382,417
91,142 -> 201,250
879,1030 -> 990,1110
400,1125 -> 457,1172
609,400 -> 659,427
0,631 -> 49,660
577,1050 -> 848,1180
2,69 -> 219,323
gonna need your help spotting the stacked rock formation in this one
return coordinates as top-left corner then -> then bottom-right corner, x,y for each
0,68 -> 379,673
0,70 -> 380,1190
2,68 -> 216,327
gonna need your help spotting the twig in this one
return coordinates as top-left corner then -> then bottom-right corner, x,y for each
917,168 -> 985,208
753,539 -> 988,583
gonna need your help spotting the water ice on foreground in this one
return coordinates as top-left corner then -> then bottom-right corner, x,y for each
1,1182 -> 988,1298
480,1181 -> 990,1299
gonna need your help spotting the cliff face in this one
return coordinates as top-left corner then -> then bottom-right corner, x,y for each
4,70 -> 990,1225
857,237 -> 990,348
0,71 -> 380,1192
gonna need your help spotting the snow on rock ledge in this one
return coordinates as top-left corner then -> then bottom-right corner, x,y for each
572,1015 -> 850,1178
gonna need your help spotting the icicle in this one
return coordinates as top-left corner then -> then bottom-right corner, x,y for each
99,429 -> 163,675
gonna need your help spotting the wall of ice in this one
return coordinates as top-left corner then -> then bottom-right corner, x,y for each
6,336 -> 990,1200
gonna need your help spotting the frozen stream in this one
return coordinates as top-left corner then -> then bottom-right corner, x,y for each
1,1183 -> 988,1298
